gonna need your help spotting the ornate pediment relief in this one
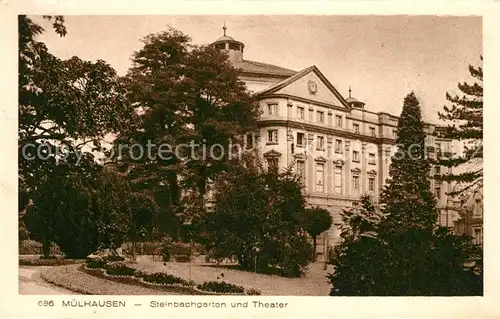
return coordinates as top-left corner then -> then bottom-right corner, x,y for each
315,155 -> 328,163
263,149 -> 282,158
367,169 -> 377,176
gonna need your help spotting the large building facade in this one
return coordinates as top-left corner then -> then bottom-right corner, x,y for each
211,28 -> 460,260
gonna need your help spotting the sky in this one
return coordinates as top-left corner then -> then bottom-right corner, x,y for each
34,15 -> 482,123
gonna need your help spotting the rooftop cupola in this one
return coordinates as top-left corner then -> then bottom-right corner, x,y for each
345,86 -> 365,109
211,23 -> 245,63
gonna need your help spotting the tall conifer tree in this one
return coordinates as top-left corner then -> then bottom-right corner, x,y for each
380,92 -> 437,233
436,58 -> 483,194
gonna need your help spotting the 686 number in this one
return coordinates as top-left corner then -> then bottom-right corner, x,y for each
38,300 -> 54,307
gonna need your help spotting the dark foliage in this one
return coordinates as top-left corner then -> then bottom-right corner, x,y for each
329,93 -> 483,296
304,207 -> 333,260
105,263 -> 137,277
436,57 -> 483,194
142,272 -> 189,286
196,281 -> 245,294
199,155 -> 313,277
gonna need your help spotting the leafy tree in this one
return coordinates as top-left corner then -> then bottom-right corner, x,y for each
328,195 -> 387,295
198,155 -> 313,277
113,28 -> 259,238
329,93 -> 483,295
436,57 -> 483,195
18,16 -> 138,257
304,207 -> 332,260
19,16 -> 132,197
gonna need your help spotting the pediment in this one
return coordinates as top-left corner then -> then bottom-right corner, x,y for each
257,65 -> 350,110
315,155 -> 328,163
293,152 -> 307,160
367,169 -> 377,176
263,149 -> 282,158
333,159 -> 345,166
351,167 -> 361,174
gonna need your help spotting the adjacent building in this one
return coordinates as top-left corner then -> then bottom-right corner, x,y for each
454,186 -> 483,247
210,27 -> 460,260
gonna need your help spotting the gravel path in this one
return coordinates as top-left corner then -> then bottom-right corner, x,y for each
19,267 -> 77,295
40,264 -> 179,295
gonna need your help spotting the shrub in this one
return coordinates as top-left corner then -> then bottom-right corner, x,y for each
162,244 -> 171,262
105,263 -> 136,277
246,288 -> 261,295
196,281 -> 245,294
86,259 -> 107,269
105,255 -> 125,262
19,240 -> 62,256
142,272 -> 188,286
199,159 -> 313,278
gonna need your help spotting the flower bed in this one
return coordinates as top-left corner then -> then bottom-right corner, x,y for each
80,261 -> 259,295
196,281 -> 245,295
19,257 -> 84,266
105,263 -> 137,277
142,272 -> 190,286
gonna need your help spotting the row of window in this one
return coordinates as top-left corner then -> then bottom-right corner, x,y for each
269,157 -> 448,198
267,103 -> 382,137
268,159 -> 377,194
265,130 -> 377,164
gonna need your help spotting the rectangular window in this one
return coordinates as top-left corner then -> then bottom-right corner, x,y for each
267,130 -> 278,144
353,123 -> 360,134
267,158 -> 279,171
297,132 -> 305,147
369,127 -> 376,137
393,129 -> 397,138
246,134 -> 253,149
267,103 -> 278,116
352,150 -> 360,162
335,139 -> 343,153
334,166 -> 342,194
368,177 -> 375,192
436,142 -> 442,157
316,136 -> 325,150
316,163 -> 325,192
297,107 -> 305,120
472,227 -> 483,246
296,160 -> 305,183
434,166 -> 441,175
434,184 -> 442,200
317,111 -> 325,124
336,115 -> 342,127
353,175 -> 360,192
368,153 -> 376,165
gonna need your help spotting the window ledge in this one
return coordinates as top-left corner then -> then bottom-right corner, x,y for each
266,142 -> 279,146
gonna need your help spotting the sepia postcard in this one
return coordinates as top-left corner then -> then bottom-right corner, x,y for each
1,1 -> 499,318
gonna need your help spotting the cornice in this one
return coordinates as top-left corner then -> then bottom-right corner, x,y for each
257,119 -> 391,145
259,94 -> 348,113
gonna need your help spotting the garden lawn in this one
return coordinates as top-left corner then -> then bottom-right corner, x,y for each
130,259 -> 332,296
40,264 -> 180,295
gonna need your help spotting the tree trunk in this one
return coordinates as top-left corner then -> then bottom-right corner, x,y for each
42,235 -> 50,258
312,236 -> 317,261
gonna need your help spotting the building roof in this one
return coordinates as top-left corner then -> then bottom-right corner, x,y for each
215,35 -> 235,42
345,97 -> 359,103
233,59 -> 297,77
256,65 -> 350,110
